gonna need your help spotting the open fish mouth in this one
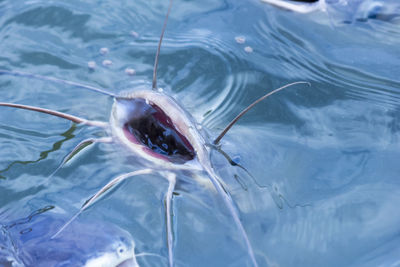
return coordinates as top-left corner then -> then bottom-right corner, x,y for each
110,89 -> 207,170
120,97 -> 195,164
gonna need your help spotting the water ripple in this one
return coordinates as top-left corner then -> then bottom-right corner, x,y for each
1,0 -> 400,266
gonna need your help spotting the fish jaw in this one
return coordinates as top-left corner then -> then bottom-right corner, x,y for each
84,240 -> 139,267
110,90 -> 210,172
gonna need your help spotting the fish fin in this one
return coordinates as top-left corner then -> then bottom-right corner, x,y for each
0,69 -> 116,97
213,81 -> 310,144
61,137 -> 111,165
51,169 -> 154,239
50,137 -> 112,178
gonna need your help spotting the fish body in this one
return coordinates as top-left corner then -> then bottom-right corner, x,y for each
111,89 -> 259,266
260,0 -> 400,23
0,213 -> 139,267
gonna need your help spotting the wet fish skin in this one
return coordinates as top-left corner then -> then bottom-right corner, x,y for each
260,0 -> 400,23
1,213 -> 140,267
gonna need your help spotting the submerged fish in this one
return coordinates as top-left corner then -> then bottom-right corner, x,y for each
0,207 -> 141,267
260,0 -> 400,23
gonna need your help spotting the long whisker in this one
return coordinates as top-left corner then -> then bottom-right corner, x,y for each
204,166 -> 259,267
152,0 -> 173,90
0,102 -> 108,128
51,169 -> 154,239
214,146 -> 269,189
0,69 -> 116,97
164,172 -> 176,267
213,81 -> 310,144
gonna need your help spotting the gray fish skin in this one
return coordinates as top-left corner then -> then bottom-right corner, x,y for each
326,0 -> 400,22
260,0 -> 400,23
0,226 -> 22,267
1,213 -> 139,267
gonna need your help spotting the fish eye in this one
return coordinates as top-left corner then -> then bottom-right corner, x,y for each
122,98 -> 195,164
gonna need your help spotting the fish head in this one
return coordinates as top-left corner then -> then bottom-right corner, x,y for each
3,213 -> 140,267
110,89 -> 211,171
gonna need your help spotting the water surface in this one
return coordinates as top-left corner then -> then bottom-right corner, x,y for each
0,0 -> 399,266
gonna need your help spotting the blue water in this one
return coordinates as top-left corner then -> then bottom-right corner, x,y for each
1,0 -> 400,266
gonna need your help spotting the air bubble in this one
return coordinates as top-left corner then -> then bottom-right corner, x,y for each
88,61 -> 96,69
125,68 -> 136,76
100,47 -> 109,55
102,60 -> 113,67
235,36 -> 246,44
130,31 -> 139,38
244,46 -> 253,53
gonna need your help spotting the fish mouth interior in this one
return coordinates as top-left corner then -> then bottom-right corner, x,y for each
122,98 -> 195,164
